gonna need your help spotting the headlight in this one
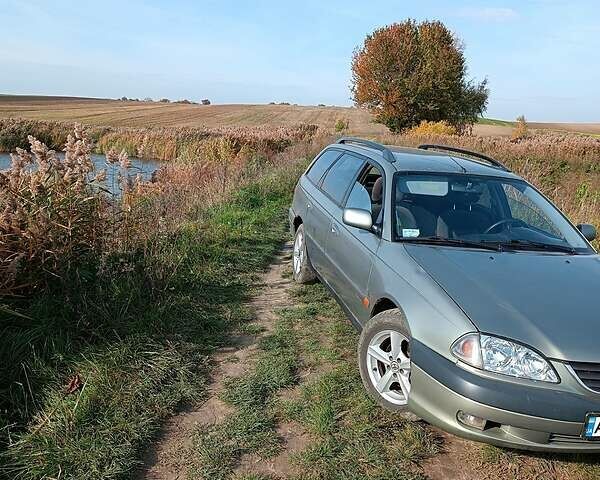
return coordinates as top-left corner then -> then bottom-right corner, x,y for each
451,333 -> 559,383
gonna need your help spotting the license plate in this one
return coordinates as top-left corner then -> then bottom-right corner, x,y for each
583,413 -> 600,440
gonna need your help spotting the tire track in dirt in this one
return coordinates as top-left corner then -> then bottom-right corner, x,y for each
137,243 -> 297,480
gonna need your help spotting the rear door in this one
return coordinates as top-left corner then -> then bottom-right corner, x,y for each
301,149 -> 344,272
328,162 -> 384,318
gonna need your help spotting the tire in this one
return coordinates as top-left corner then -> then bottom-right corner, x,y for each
292,224 -> 317,284
358,308 -> 418,419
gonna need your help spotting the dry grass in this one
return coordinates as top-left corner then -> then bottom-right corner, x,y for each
0,126 -> 109,295
407,120 -> 458,136
0,122 -> 333,479
0,121 -> 328,297
0,118 -> 319,162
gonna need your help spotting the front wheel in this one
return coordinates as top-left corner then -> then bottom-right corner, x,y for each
358,309 -> 417,418
292,224 -> 316,284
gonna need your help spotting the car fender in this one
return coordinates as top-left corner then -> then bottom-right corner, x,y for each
367,240 -> 476,363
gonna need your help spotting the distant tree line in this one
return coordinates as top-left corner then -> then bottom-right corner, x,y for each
118,97 -> 211,105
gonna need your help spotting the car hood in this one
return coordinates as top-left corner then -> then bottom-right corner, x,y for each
405,245 -> 600,362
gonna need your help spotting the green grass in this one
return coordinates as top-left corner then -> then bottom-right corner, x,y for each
477,117 -> 515,127
187,312 -> 299,479
276,283 -> 439,480
0,163 -> 305,480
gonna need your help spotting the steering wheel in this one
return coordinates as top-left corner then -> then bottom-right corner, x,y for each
484,218 -> 527,234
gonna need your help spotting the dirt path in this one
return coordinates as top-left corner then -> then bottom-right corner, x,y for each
137,243 -> 294,480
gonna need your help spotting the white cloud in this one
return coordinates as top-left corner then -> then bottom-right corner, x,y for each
457,7 -> 518,21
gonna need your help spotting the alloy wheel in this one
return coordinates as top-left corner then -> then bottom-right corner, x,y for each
366,329 -> 411,405
293,229 -> 304,275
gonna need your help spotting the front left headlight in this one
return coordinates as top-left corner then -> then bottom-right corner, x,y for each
451,333 -> 559,383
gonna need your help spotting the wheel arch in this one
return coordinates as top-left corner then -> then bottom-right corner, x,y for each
370,297 -> 398,318
369,296 -> 414,333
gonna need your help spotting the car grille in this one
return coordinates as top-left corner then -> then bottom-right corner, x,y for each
570,362 -> 600,393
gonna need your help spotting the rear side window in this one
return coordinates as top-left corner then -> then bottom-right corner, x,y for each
306,149 -> 341,184
320,154 -> 364,204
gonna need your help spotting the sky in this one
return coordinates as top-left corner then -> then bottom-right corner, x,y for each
1,0 -> 599,122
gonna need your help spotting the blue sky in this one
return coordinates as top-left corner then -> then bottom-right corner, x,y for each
1,0 -> 598,121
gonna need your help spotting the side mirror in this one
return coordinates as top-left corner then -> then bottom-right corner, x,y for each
577,224 -> 597,241
343,208 -> 373,231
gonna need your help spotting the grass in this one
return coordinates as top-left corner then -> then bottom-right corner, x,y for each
187,313 -> 300,479
473,443 -> 600,479
277,284 -> 438,480
477,117 -> 515,127
0,162 -> 305,479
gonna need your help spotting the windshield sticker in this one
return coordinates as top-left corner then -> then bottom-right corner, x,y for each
402,228 -> 420,238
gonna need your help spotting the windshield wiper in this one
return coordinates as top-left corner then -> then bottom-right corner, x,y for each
400,236 -> 502,252
489,239 -> 577,254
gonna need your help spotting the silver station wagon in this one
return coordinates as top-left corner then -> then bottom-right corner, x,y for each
289,137 -> 600,452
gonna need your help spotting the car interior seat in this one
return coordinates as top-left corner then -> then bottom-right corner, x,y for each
395,192 -> 439,238
371,177 -> 384,224
437,193 -> 493,238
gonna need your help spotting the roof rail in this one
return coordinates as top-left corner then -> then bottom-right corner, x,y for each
418,144 -> 510,172
337,137 -> 396,163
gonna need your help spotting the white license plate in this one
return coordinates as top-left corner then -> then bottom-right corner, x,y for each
583,414 -> 600,440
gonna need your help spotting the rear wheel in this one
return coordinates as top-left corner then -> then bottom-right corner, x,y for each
292,224 -> 316,284
358,309 -> 417,419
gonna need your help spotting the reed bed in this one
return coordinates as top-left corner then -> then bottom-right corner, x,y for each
0,118 -> 320,162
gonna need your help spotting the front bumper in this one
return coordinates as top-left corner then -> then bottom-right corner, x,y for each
410,341 -> 600,452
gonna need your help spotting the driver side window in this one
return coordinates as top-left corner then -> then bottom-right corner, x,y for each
502,184 -> 562,237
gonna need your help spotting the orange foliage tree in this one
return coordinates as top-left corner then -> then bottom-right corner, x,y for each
351,20 -> 489,133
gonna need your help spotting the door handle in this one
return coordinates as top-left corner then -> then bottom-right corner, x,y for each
331,226 -> 338,235
307,203 -> 312,209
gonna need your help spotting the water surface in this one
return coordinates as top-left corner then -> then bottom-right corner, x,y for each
0,152 -> 162,195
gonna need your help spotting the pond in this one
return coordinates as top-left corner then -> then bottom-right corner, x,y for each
0,152 -> 163,195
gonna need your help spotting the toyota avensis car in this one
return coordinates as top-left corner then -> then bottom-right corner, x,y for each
288,137 -> 600,452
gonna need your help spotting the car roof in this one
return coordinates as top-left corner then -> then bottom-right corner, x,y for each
331,140 -> 521,180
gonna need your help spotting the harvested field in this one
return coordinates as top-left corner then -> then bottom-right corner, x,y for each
2,95 -> 599,137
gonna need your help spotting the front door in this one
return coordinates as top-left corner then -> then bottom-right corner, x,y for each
328,163 -> 384,317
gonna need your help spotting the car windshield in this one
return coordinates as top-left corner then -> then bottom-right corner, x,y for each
393,173 -> 593,253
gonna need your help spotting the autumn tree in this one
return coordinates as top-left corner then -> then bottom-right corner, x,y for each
351,20 -> 489,133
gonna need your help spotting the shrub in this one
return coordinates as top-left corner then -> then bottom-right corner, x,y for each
334,118 -> 349,133
407,120 -> 457,136
201,99 -> 211,105
351,19 -> 488,133
512,115 -> 529,141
